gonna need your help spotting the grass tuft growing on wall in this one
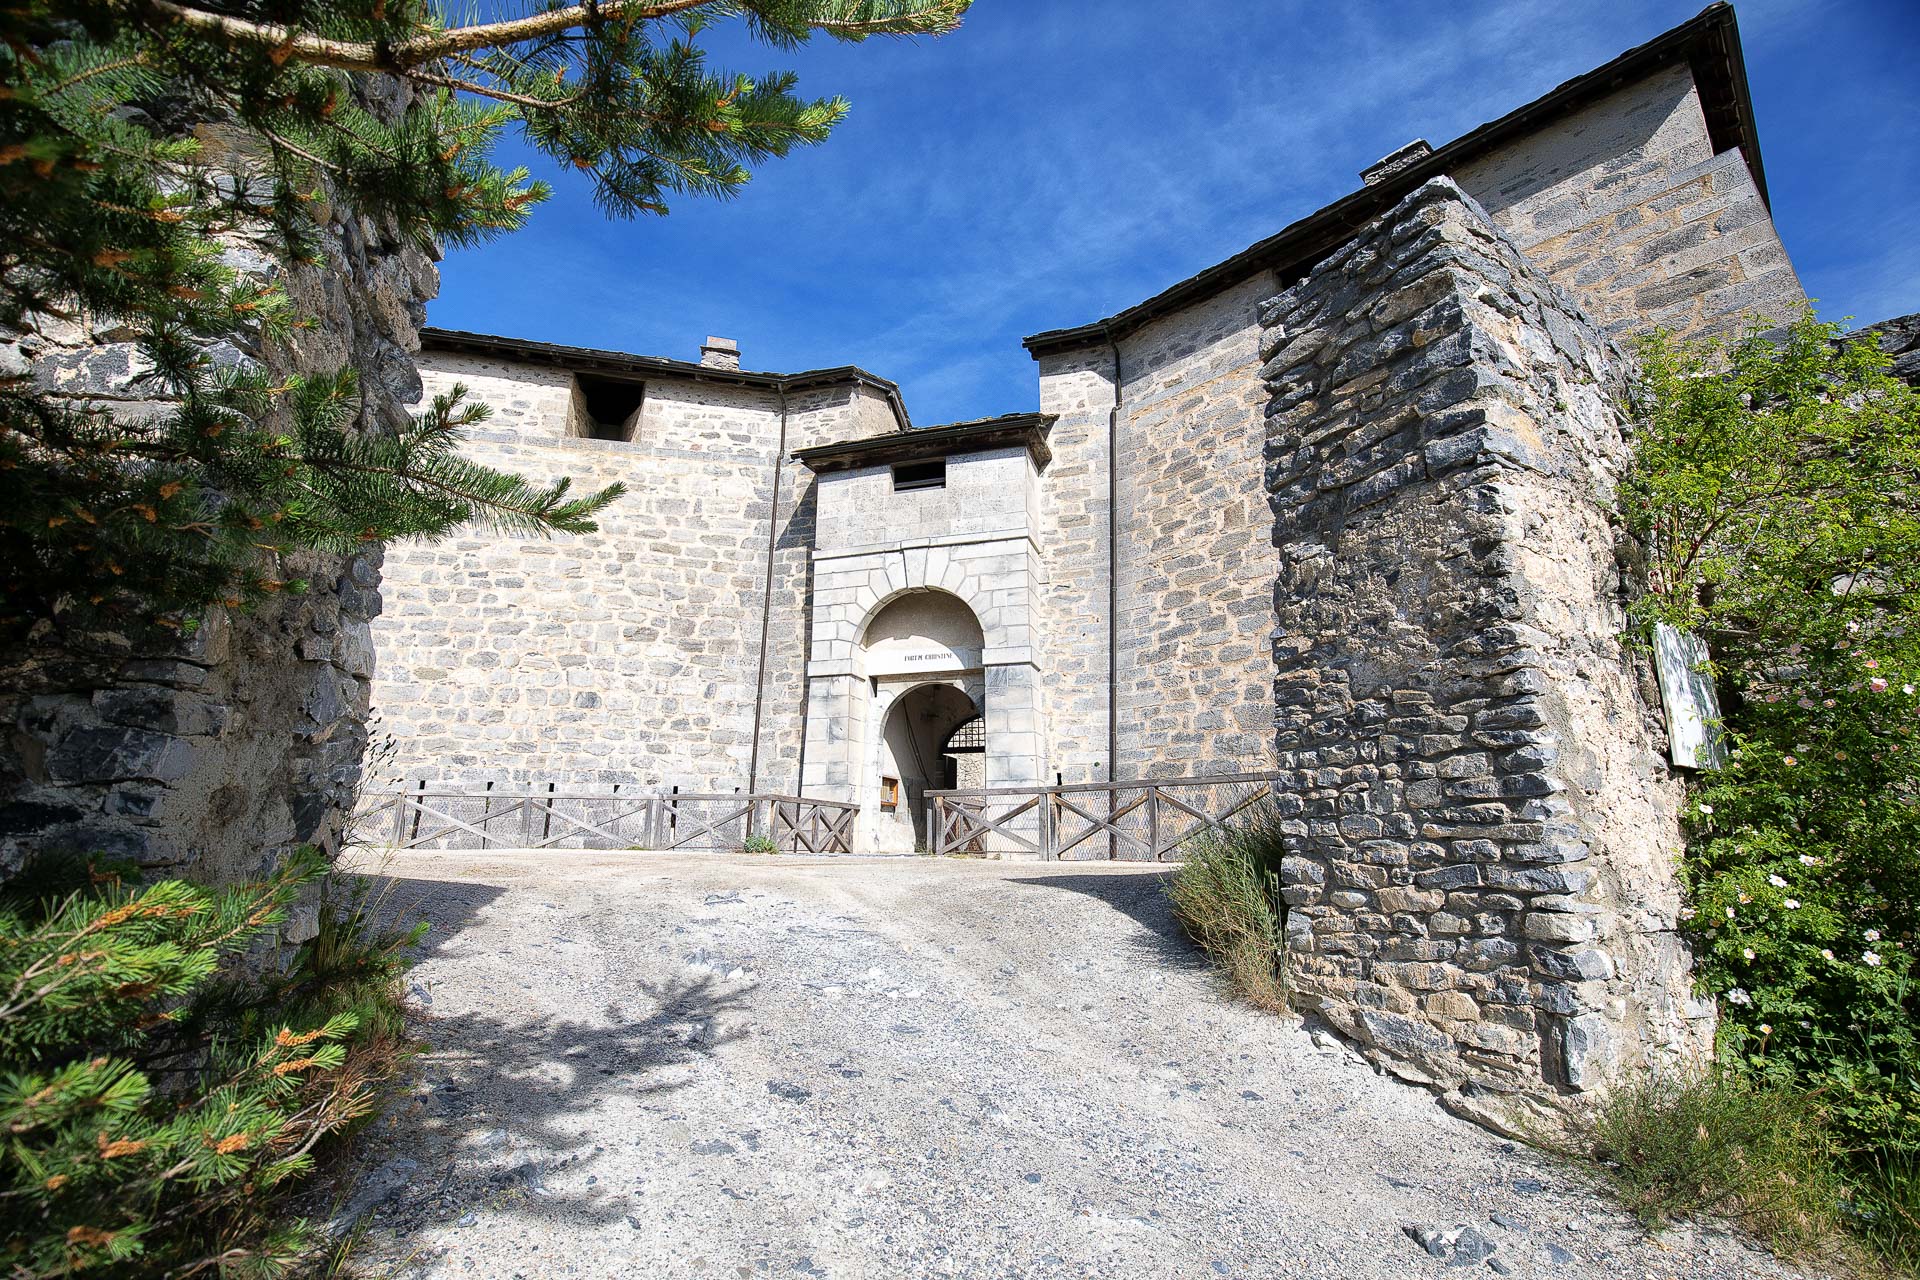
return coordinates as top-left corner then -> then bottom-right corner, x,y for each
1165,798 -> 1290,1012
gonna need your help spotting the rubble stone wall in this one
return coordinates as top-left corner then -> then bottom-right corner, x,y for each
0,85 -> 438,886
1261,177 -> 1712,1118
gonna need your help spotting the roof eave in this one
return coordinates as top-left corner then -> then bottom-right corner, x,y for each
418,327 -> 914,430
1022,2 -> 1765,359
793,413 -> 1056,473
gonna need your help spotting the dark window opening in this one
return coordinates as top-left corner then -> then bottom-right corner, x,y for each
892,459 -> 946,491
943,715 -> 985,753
574,373 -> 645,442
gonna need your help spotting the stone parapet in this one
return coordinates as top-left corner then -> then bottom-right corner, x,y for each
1260,177 -> 1713,1122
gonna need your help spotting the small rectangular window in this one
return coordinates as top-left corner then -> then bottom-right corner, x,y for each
891,459 -> 945,492
880,776 -> 900,811
573,373 -> 645,443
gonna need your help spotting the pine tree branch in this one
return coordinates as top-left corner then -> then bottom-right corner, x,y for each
136,0 -> 708,72
41,54 -> 150,99
133,0 -> 963,73
410,69 -> 581,109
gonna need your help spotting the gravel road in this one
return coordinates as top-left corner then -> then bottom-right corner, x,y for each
337,851 -> 1811,1280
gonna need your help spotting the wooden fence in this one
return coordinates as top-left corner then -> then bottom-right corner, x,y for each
355,784 -> 857,854
926,772 -> 1283,861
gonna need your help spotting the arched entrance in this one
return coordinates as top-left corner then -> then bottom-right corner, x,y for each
858,590 -> 986,851
876,683 -> 980,849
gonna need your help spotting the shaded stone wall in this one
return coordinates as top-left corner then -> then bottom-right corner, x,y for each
1262,178 -> 1711,1121
1032,347 -> 1115,782
1454,63 -> 1804,342
0,88 -> 438,885
1033,277 -> 1280,786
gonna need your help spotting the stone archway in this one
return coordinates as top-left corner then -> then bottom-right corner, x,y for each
800,543 -> 1047,854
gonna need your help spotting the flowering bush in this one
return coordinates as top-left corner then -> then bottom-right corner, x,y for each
1681,683 -> 1919,1156
1622,313 -> 1920,1246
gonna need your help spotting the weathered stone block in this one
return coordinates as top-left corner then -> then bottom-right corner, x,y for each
46,726 -> 195,785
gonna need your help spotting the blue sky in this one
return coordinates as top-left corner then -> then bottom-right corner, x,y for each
430,0 -> 1920,427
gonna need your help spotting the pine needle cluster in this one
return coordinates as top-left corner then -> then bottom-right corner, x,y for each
0,852 -> 424,1278
1,0 -> 967,642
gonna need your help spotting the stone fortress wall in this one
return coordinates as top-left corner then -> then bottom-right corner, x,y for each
354,6 -> 1838,1109
1453,62 -> 1802,341
373,344 -> 901,793
373,8 -> 1809,815
1260,177 -> 1713,1119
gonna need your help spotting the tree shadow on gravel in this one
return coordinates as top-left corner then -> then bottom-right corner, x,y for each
1012,869 -> 1206,970
330,872 -> 758,1249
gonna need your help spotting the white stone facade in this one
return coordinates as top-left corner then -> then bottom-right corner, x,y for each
369,16 -> 1811,869
799,442 -> 1048,850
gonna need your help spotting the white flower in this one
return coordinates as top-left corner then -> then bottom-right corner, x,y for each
1905,684 -> 1916,696
1699,803 -> 1714,816
1784,900 -> 1800,910
1759,1024 -> 1773,1035
1742,947 -> 1756,960
1725,907 -> 1737,919
1799,854 -> 1820,866
1821,949 -> 1835,961
1866,929 -> 1881,942
1679,906 -> 1696,920
1768,874 -> 1787,888
1864,951 -> 1883,967
1726,988 -> 1752,1006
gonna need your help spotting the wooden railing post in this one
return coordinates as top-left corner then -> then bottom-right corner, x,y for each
388,782 -> 410,848
407,778 -> 426,845
1147,785 -> 1161,861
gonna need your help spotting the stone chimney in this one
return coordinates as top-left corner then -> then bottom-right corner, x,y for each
1360,139 -> 1433,186
699,336 -> 741,370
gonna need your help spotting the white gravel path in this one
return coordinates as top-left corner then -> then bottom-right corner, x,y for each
337,850 -> 1813,1280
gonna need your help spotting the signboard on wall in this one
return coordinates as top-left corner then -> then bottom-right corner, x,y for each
865,639 -> 982,677
1653,623 -> 1728,770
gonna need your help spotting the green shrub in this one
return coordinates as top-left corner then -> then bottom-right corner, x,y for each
742,834 -> 779,856
0,850 -> 420,1278
1619,311 -> 1920,1270
1574,1070 -> 1855,1263
1166,799 -> 1289,1011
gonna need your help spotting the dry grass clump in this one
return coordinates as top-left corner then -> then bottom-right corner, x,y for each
1165,798 -> 1289,1012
